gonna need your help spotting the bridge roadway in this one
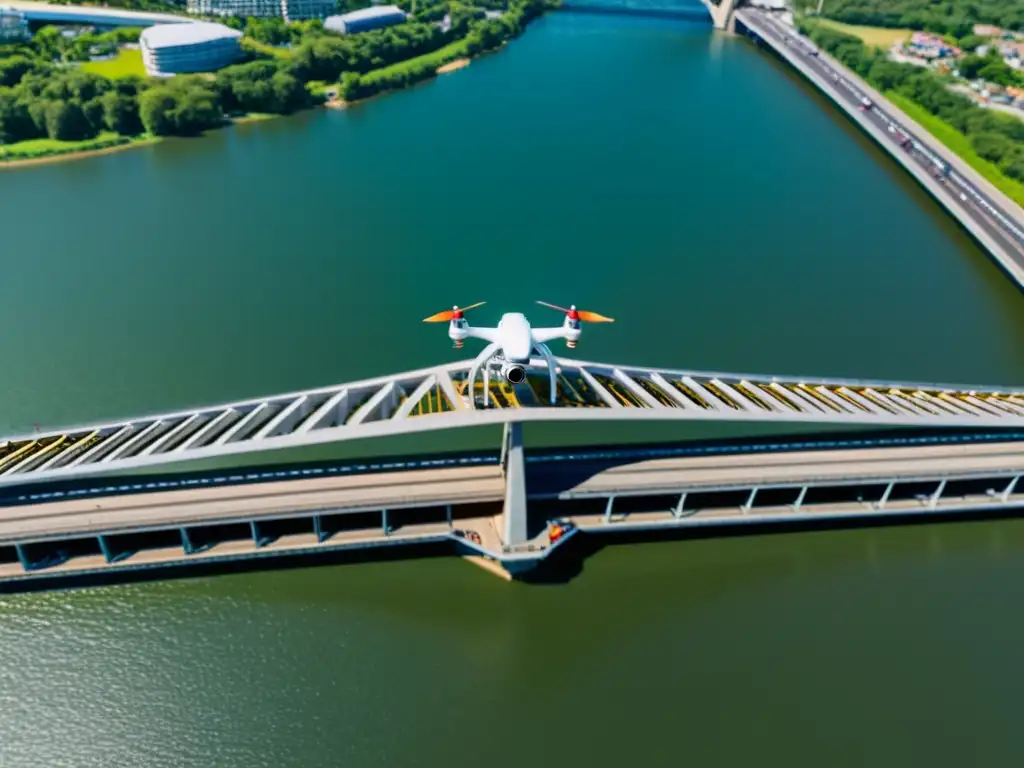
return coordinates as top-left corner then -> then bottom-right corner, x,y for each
4,0 -> 189,27
4,435 -> 1024,589
738,9 -> 1024,279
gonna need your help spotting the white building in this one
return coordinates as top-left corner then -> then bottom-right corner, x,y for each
324,5 -> 407,34
187,0 -> 335,22
140,22 -> 243,76
0,7 -> 29,43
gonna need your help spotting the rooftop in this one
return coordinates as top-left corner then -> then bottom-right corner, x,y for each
333,5 -> 405,22
140,21 -> 241,49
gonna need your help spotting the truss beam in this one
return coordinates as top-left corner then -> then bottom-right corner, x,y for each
4,357 -> 1024,488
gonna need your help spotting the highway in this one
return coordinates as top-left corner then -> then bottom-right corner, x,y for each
534,440 -> 1024,498
7,438 -> 1024,544
740,9 -> 1024,265
0,465 -> 504,544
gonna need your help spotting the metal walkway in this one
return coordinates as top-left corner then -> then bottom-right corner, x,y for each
3,357 -> 1024,487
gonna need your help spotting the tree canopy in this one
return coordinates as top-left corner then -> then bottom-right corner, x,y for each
814,0 -> 1024,35
2,1 -> 555,150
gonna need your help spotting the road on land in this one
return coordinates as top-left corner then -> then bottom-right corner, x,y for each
743,9 -> 1024,262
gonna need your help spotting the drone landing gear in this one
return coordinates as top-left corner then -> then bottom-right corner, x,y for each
466,343 -> 559,410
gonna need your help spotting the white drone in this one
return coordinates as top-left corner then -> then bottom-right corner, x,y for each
424,301 -> 614,407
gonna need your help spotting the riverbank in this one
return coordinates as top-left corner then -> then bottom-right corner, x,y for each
0,113 -> 285,170
0,135 -> 161,170
437,58 -> 471,74
325,52 -> 475,110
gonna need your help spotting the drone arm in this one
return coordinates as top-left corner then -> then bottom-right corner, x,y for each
465,326 -> 500,344
531,327 -> 570,344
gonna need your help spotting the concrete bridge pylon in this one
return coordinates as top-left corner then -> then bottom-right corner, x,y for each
701,0 -> 740,30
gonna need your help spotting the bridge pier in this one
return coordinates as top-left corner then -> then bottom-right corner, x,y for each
98,535 -> 115,563
701,0 -> 739,31
500,421 -> 528,548
14,544 -> 31,571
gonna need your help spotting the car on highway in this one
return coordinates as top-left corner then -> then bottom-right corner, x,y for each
859,97 -> 873,110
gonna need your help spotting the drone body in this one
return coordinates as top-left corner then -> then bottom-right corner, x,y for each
424,302 -> 613,407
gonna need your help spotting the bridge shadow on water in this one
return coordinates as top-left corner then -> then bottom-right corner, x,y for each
556,3 -> 712,23
522,501 -> 1024,586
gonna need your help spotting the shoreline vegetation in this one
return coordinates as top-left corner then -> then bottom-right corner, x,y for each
325,53 -> 472,109
0,112 -> 277,169
0,0 -> 556,167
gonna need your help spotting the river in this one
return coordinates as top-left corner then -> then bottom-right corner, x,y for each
1,10 -> 1024,766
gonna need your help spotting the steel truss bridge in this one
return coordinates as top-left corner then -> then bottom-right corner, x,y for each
3,357 -> 1024,489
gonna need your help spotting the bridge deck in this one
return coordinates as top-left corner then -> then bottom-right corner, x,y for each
3,357 -> 1024,487
5,437 -> 1024,590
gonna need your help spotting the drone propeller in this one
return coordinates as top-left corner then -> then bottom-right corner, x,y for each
536,301 -> 615,323
423,301 -> 486,323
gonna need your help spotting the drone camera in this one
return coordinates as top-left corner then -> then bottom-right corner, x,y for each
502,363 -> 527,384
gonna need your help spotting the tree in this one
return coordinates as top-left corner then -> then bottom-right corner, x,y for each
82,96 -> 105,133
43,99 -> 92,141
270,71 -> 308,113
339,71 -> 362,100
970,131 -> 1013,163
0,56 -> 34,88
0,88 -> 35,143
1002,148 -> 1024,181
138,88 -> 178,136
817,0 -> 1024,34
168,84 -> 222,136
976,58 -> 1020,87
100,90 -> 142,135
957,34 -> 985,52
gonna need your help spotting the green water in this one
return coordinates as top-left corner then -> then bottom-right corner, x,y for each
2,13 -> 1024,766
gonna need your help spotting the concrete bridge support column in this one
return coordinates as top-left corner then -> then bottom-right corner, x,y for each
14,543 -> 31,571
1001,476 -> 1020,502
703,0 -> 739,31
180,527 -> 195,555
500,421 -> 528,548
98,535 -> 115,563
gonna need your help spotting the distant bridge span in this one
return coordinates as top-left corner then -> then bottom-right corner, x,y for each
560,0 -> 739,28
3,0 -> 190,27
2,356 -> 1024,488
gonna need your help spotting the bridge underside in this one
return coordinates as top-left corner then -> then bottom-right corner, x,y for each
2,357 -> 1024,488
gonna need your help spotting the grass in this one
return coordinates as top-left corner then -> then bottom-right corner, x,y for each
242,37 -> 292,60
306,80 -> 332,97
815,18 -> 911,48
81,48 -> 146,79
885,90 -> 1024,208
0,131 -> 159,163
231,113 -> 278,123
360,39 -> 472,83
